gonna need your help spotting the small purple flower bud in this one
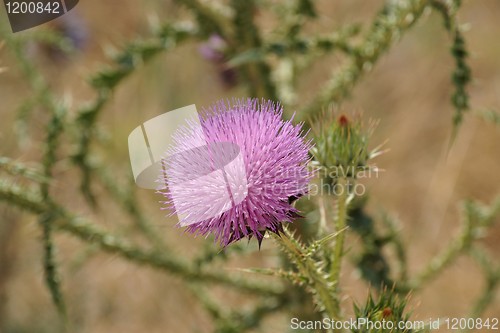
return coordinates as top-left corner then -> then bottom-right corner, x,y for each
198,34 -> 227,62
199,34 -> 238,88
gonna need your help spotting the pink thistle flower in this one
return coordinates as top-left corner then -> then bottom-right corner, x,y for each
159,99 -> 311,247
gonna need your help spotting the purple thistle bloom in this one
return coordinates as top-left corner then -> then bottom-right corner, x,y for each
158,99 -> 311,247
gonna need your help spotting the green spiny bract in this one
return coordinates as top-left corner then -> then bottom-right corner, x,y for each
311,114 -> 381,184
353,290 -> 419,333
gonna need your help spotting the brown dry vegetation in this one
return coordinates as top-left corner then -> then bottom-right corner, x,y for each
0,0 -> 499,332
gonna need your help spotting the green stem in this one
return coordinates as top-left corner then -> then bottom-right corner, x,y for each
0,183 -> 281,296
39,213 -> 68,329
300,0 -> 429,122
407,210 -> 474,290
467,247 -> 500,320
94,163 -> 167,250
330,176 -> 348,314
231,0 -> 277,99
277,232 -> 340,320
55,210 -> 282,296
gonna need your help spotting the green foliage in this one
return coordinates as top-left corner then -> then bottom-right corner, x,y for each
39,212 -> 67,323
301,0 -> 429,121
0,0 -> 499,332
272,228 -> 341,319
73,22 -> 198,206
407,197 -> 500,292
349,200 -> 395,289
229,24 -> 360,66
353,290 -> 414,333
0,157 -> 47,183
431,0 -> 471,138
477,109 -> 500,125
38,103 -> 68,323
311,114 -> 379,181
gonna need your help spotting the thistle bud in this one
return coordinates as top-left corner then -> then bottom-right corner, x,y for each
311,113 -> 377,182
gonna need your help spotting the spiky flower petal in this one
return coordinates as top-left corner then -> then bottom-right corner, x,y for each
159,99 -> 311,246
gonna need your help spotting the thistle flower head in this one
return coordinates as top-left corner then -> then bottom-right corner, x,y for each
311,113 -> 380,180
159,99 -> 311,247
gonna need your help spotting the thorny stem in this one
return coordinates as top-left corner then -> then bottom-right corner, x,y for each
300,0 -> 429,122
4,31 -> 69,325
231,0 -> 277,100
330,176 -> 348,315
94,163 -> 168,251
0,0 -> 498,328
0,183 -> 282,297
407,213 -> 473,290
278,232 -> 340,321
405,197 -> 500,292
39,213 -> 68,330
465,247 -> 500,325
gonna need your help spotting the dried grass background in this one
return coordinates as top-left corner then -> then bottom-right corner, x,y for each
0,0 -> 499,332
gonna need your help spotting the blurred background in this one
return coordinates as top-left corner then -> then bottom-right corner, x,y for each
0,0 -> 499,332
